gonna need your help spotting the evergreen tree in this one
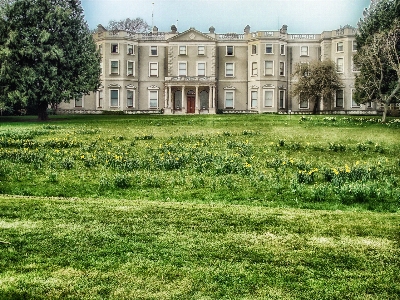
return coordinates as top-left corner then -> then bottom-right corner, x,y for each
0,0 -> 101,120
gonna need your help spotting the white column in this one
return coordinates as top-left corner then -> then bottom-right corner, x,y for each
195,86 -> 199,111
168,86 -> 172,108
182,86 -> 185,109
164,85 -> 167,109
208,85 -> 212,109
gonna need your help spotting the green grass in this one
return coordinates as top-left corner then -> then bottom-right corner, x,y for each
0,114 -> 399,211
0,114 -> 399,298
0,195 -> 399,299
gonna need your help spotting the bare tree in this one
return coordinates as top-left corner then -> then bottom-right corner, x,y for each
354,21 -> 400,122
107,17 -> 150,34
291,60 -> 343,114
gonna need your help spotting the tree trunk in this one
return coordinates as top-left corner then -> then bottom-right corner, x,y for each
312,96 -> 319,114
382,102 -> 388,123
37,101 -> 49,121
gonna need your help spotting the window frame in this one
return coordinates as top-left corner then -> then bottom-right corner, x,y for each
279,61 -> 285,76
110,89 -> 119,107
110,60 -> 119,75
149,62 -> 159,77
299,94 -> 309,109
127,44 -> 134,55
225,90 -> 234,109
336,57 -> 344,73
179,45 -> 187,55
198,45 -> 205,55
197,62 -> 206,76
74,95 -> 83,108
251,44 -> 257,55
264,89 -> 274,108
280,44 -> 285,55
225,62 -> 234,77
264,60 -> 274,76
150,45 -> 158,56
251,90 -> 258,108
98,90 -> 103,108
352,40 -> 358,52
226,45 -> 234,56
111,43 -> 119,54
335,89 -> 344,108
336,41 -> 344,52
265,43 -> 273,54
178,61 -> 187,76
300,46 -> 309,57
149,90 -> 159,109
279,90 -> 285,109
251,62 -> 258,76
127,60 -> 134,76
126,89 -> 135,108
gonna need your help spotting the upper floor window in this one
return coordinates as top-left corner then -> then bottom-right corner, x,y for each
127,61 -> 134,76
150,46 -> 158,56
225,62 -> 234,77
179,45 -> 187,55
280,44 -> 285,55
226,46 -> 234,56
265,44 -> 273,54
197,62 -> 206,76
337,42 -> 344,52
98,44 -> 103,54
111,43 -> 119,53
149,62 -> 158,77
251,62 -> 258,76
178,62 -> 187,76
336,58 -> 344,73
251,44 -> 257,55
110,60 -> 119,75
127,44 -> 134,55
352,56 -> 359,72
198,45 -> 205,55
300,46 -> 309,56
264,61 -> 274,76
279,61 -> 285,76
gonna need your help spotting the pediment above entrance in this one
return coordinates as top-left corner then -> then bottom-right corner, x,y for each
167,28 -> 217,42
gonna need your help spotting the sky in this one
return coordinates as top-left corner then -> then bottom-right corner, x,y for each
81,0 -> 371,34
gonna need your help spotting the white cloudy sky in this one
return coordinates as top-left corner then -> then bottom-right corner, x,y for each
81,0 -> 371,34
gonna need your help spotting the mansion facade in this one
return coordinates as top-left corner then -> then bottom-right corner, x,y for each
58,24 -> 377,115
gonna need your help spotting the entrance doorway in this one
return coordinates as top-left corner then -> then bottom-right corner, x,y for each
187,96 -> 195,113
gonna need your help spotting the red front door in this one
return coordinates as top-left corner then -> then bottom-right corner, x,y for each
187,96 -> 195,113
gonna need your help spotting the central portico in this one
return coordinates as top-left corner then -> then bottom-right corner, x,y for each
164,76 -> 217,114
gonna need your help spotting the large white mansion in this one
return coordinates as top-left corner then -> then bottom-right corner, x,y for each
58,23 -> 379,115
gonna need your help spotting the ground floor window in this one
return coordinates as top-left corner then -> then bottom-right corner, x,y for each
335,90 -> 344,108
264,90 -> 273,107
251,91 -> 258,108
300,95 -> 309,109
279,90 -> 285,109
149,90 -> 158,108
110,90 -> 119,107
225,91 -> 234,109
127,90 -> 134,108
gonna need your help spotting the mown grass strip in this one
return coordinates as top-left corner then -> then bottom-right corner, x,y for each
0,196 -> 399,299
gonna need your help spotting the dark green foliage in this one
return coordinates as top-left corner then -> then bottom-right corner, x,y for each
0,0 -> 101,120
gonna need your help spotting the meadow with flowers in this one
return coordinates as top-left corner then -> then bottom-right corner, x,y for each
0,114 -> 399,299
0,114 -> 399,211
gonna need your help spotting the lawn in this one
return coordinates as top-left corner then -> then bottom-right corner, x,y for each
0,195 -> 399,299
0,114 -> 399,299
